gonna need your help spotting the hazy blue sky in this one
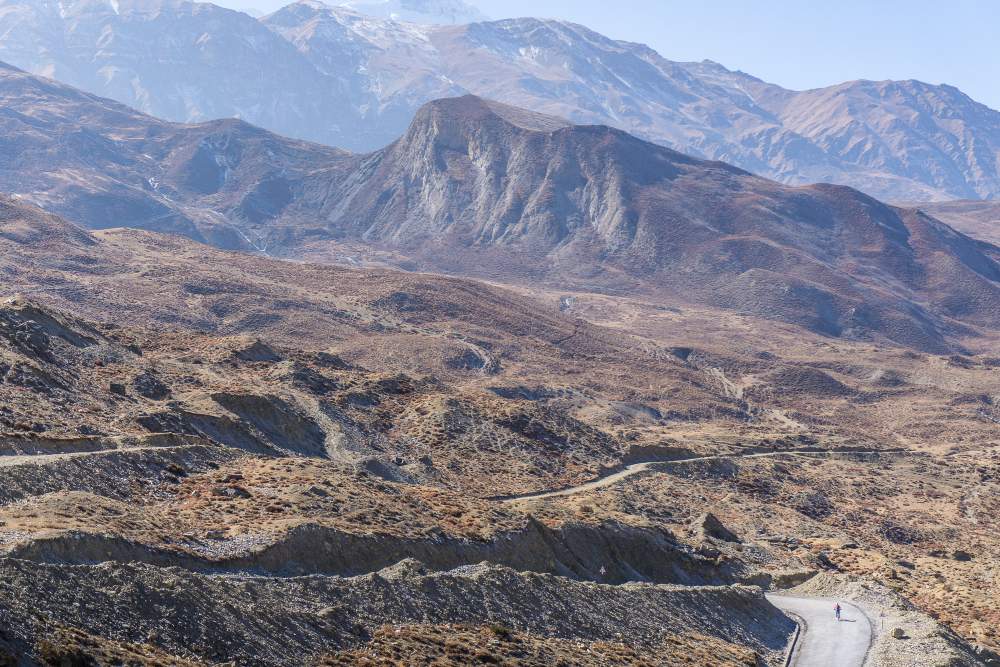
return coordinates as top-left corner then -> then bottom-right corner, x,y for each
222,0 -> 1000,110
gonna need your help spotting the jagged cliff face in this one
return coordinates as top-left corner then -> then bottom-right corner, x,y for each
306,96 -> 1000,352
323,98 -> 649,251
1,57 -> 998,352
1,0 -> 997,200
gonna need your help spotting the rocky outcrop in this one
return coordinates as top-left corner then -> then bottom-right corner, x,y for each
211,393 -> 328,457
695,513 -> 741,544
132,370 -> 171,400
307,96 -> 999,352
135,409 -> 284,456
232,339 -> 283,363
0,297 -> 100,364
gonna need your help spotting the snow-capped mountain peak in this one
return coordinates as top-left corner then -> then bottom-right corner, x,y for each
336,0 -> 487,25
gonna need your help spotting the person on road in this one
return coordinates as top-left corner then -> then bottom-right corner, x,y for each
835,603 -> 842,621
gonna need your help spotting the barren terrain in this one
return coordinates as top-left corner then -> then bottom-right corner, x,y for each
907,200 -> 1000,246
4,0 -> 1000,201
0,194 -> 997,664
0,56 -> 997,665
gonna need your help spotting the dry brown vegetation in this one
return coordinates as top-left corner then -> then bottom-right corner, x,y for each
316,624 -> 760,667
0,196 -> 997,662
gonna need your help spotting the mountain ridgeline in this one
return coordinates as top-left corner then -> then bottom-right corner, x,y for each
1,58 -> 998,354
0,60 -> 347,249
0,0 -> 998,201
335,0 -> 487,23
301,96 -> 1000,353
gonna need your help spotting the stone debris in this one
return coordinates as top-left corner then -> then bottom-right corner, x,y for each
0,559 -> 793,666
696,512 -> 741,543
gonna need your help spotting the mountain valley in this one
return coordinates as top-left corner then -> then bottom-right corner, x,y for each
0,6 -> 997,664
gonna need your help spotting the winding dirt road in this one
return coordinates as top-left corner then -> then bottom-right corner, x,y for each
495,447 -> 907,502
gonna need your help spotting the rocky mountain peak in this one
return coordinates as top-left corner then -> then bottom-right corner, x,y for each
1,61 -> 998,354
336,0 -> 487,24
408,95 -> 573,134
265,0 -> 339,23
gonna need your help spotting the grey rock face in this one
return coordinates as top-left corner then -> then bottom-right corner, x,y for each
0,0 -> 997,200
300,96 -> 1000,353
1,61 -> 997,353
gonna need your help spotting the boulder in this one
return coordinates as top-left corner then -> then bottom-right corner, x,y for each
132,371 -> 170,400
233,339 -> 281,363
695,513 -> 740,543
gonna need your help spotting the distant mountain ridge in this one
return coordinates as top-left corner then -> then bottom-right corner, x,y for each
335,0 -> 486,24
2,59 -> 997,353
0,60 -> 348,249
0,0 -> 997,201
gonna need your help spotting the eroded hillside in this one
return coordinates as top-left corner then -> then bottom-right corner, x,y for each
3,62 -> 999,356
0,196 -> 997,664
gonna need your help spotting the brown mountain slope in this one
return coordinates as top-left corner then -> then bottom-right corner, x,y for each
0,197 -> 997,665
0,195 -> 752,445
904,200 -> 1000,247
4,0 -> 999,201
2,61 -> 998,352
295,96 -> 1000,352
5,195 -> 998,459
0,52 -> 996,659
0,60 -> 349,250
